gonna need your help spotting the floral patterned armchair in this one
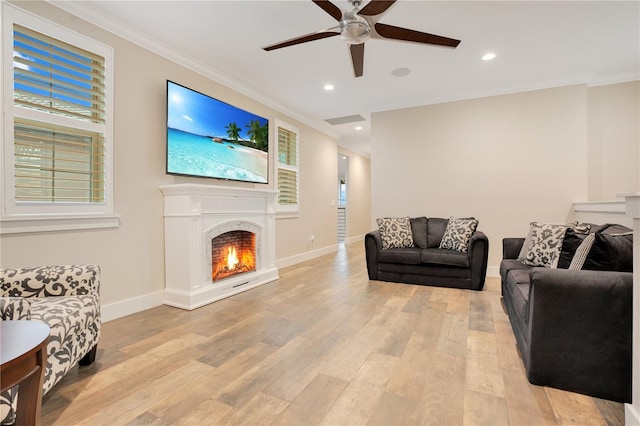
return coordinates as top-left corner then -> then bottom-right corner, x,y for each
0,265 -> 101,425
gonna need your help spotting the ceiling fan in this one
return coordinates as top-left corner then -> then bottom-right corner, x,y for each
262,0 -> 461,78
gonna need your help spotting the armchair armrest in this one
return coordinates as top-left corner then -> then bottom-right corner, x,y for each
502,238 -> 525,260
0,265 -> 100,298
526,267 -> 632,402
0,297 -> 31,320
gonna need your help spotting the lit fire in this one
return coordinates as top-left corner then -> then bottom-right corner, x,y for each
226,246 -> 239,270
212,244 -> 256,281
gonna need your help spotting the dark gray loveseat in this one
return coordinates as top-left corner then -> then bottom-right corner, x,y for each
365,217 -> 489,290
500,224 -> 633,402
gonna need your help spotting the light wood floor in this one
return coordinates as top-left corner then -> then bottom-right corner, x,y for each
41,242 -> 624,425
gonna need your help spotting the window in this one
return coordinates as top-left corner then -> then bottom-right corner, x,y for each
276,120 -> 299,214
2,5 -> 116,232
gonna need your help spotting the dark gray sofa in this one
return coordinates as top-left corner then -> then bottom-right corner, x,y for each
500,224 -> 633,403
365,217 -> 489,290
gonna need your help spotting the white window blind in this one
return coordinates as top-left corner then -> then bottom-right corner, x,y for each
277,125 -> 299,207
12,24 -> 106,204
2,5 -> 115,231
13,25 -> 106,125
14,120 -> 105,202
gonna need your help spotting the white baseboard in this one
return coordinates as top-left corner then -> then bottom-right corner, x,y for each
101,291 -> 163,322
100,256 -> 500,321
344,234 -> 364,245
276,244 -> 339,269
102,244 -> 341,321
487,265 -> 500,278
626,404 -> 640,426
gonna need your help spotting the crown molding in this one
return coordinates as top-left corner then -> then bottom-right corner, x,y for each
44,1 -> 340,143
370,74 -> 640,114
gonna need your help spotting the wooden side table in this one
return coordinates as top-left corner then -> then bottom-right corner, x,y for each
1,320 -> 50,426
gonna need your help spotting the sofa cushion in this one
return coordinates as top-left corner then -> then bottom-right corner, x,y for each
421,248 -> 470,268
570,228 -> 633,272
505,270 -> 531,324
500,259 -> 532,282
410,217 -> 428,249
427,218 -> 449,248
377,217 -> 415,249
378,248 -> 421,265
29,295 -> 100,394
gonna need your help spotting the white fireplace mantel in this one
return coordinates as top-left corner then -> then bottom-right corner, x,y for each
160,184 -> 279,310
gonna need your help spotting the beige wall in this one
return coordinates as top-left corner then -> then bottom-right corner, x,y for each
339,147 -> 372,242
587,81 -> 640,200
371,82 -> 639,270
371,85 -> 591,269
275,125 -> 338,261
0,1 -> 368,318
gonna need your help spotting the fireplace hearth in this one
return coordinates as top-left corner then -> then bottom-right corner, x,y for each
160,184 -> 279,310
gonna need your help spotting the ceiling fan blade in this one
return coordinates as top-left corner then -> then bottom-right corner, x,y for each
350,43 -> 364,78
358,0 -> 397,16
374,22 -> 460,48
262,29 -> 340,51
312,0 -> 343,21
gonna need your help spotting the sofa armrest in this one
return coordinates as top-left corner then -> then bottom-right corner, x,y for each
502,238 -> 525,260
364,231 -> 382,280
468,231 -> 489,290
526,267 -> 632,402
0,265 -> 101,298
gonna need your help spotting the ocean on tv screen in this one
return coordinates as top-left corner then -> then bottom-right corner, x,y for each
167,128 -> 267,183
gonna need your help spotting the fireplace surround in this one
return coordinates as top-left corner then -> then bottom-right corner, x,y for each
160,184 -> 278,310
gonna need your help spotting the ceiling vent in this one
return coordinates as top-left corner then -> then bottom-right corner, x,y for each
325,115 -> 366,125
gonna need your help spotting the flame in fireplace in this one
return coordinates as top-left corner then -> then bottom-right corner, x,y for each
212,241 -> 257,281
226,246 -> 239,270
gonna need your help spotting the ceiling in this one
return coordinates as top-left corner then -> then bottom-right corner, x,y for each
51,1 -> 640,157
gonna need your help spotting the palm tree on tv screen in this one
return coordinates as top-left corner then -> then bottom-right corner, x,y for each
246,120 -> 268,152
225,122 -> 241,141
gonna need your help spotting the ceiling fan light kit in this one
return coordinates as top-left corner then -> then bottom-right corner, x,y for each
262,0 -> 461,78
340,12 -> 370,44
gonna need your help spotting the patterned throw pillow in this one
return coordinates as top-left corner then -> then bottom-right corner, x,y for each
523,222 -> 570,268
439,217 -> 478,252
376,217 -> 415,249
518,222 -> 591,268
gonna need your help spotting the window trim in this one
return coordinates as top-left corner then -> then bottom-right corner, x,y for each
1,3 -> 117,233
274,119 -> 299,217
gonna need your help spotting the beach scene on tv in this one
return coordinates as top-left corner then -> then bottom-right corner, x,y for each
167,81 -> 269,183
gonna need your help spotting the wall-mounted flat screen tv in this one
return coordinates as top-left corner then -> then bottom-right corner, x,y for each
166,80 -> 269,184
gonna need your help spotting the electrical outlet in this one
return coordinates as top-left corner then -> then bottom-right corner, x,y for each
309,235 -> 315,242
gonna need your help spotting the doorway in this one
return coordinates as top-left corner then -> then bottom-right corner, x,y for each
338,154 -> 348,243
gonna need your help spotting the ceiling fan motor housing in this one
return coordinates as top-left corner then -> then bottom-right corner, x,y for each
340,11 -> 371,44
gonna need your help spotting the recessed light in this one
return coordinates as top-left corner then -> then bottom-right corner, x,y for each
391,67 -> 411,77
324,84 -> 335,91
482,52 -> 496,61
355,126 -> 363,131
